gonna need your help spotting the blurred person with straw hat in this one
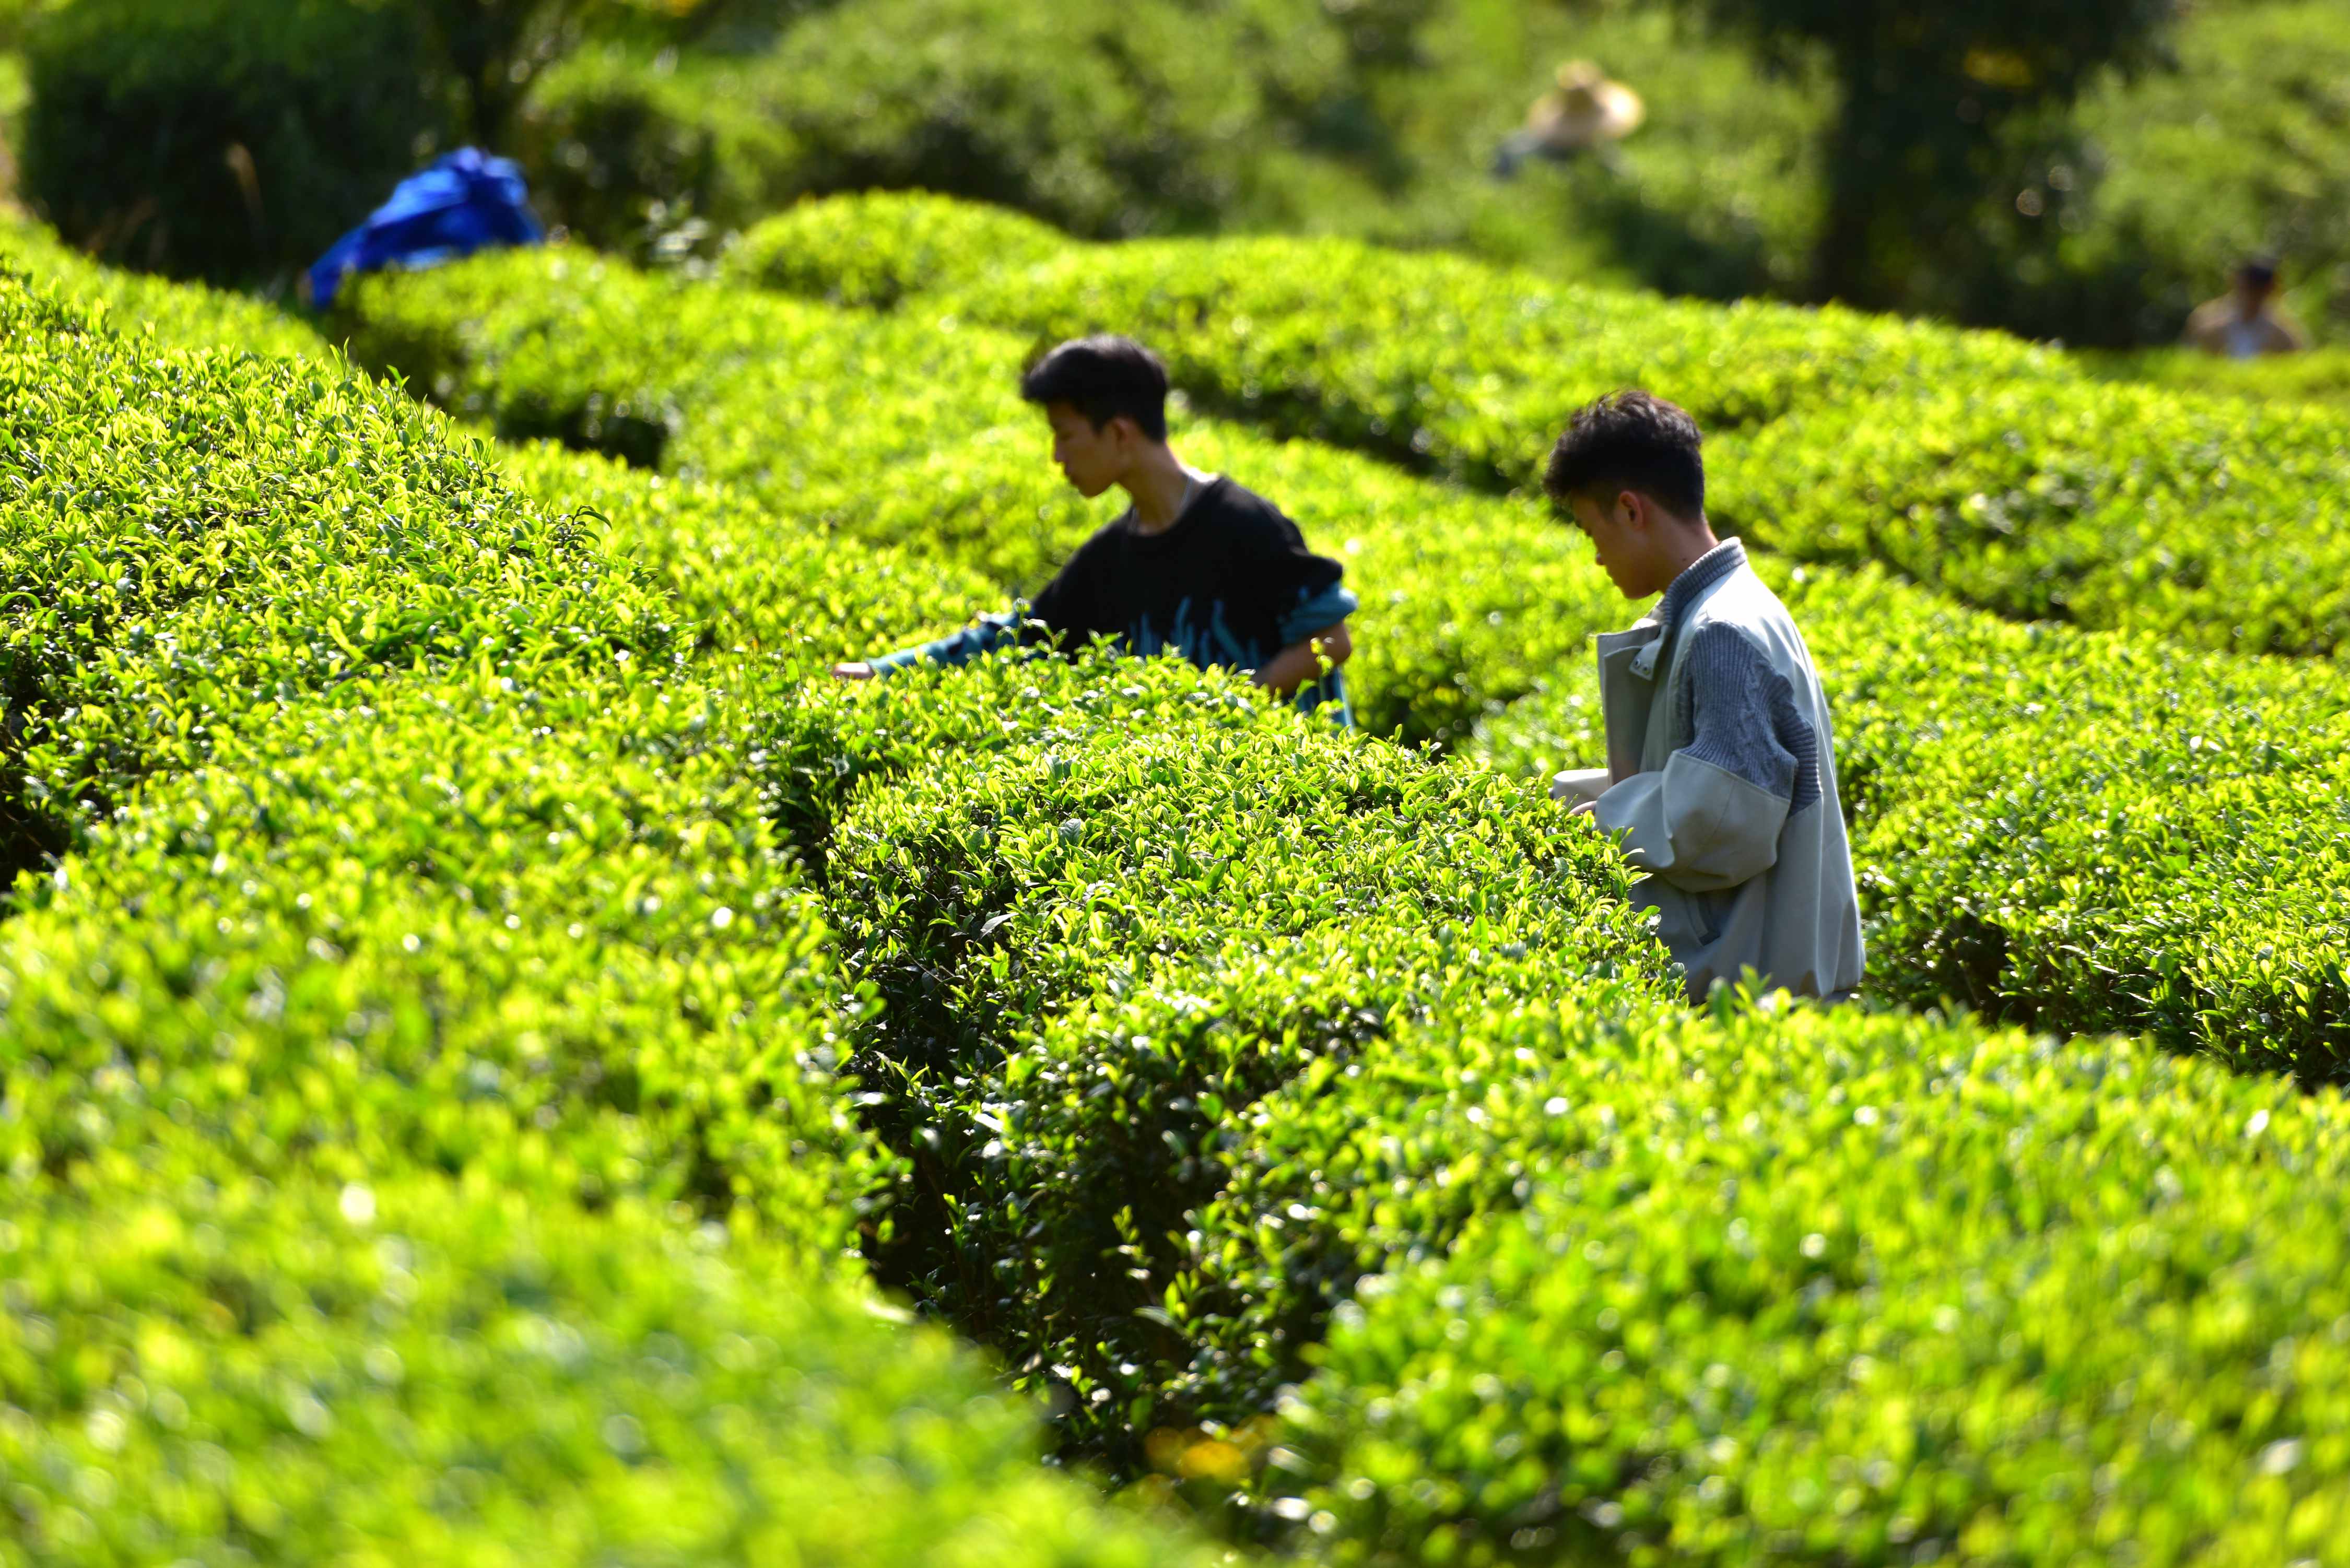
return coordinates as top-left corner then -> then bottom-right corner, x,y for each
1494,60 -> 1645,178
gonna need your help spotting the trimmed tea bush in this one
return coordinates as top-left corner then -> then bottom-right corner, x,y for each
336,243 -> 1026,476
6,666 -> 875,1244
496,438 -> 995,667
815,653 -> 1674,1459
741,192 -> 2350,657
0,262 -> 888,1248
0,267 -> 667,834
2093,345 -> 2350,413
0,264 -> 1235,1560
804,650 -> 2350,1568
1240,1001 -> 2350,1564
722,188 -> 1068,310
333,242 -> 1629,744
0,1169 -> 1227,1566
1710,384 -> 2350,656
0,208 -> 327,359
928,229 -> 2064,492
327,231 -> 2350,1068
723,195 -> 2057,484
959,236 -> 2350,655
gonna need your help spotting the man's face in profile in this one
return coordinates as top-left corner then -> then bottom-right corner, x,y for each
1045,403 -> 1126,499
1569,488 -> 1665,600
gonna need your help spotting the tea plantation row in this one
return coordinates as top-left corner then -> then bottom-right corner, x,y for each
327,241 -> 1626,747
318,230 -> 2350,1080
9,226 -> 2350,1564
0,264 -> 1222,1564
731,194 -> 2350,659
0,209 -> 323,363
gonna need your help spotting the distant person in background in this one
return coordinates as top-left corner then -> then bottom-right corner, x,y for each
832,335 -> 1358,719
1545,392 -> 1863,1004
2184,256 -> 2309,358
1493,60 -> 1645,178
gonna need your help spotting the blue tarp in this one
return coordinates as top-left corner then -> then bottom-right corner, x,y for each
306,148 -> 542,309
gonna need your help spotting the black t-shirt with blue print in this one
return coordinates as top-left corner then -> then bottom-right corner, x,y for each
872,476 -> 1358,717
1032,477 -> 1349,670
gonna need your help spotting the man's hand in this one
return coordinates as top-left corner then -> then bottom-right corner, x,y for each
1254,621 -> 1354,697
831,661 -> 876,681
1568,798 -> 1597,819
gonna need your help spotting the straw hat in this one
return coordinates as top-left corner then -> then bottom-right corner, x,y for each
1530,60 -> 1645,151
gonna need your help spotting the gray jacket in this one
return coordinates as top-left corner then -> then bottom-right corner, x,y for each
1588,539 -> 1864,1001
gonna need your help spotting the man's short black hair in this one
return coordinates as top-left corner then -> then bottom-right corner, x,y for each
1019,334 -> 1170,442
1543,390 -> 1706,519
2237,255 -> 2281,288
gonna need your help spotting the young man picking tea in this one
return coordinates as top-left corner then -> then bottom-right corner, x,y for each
1547,391 -> 1863,1002
833,335 -> 1358,718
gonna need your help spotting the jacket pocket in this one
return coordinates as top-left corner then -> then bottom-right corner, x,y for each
1646,880 -> 1733,950
1595,628 -> 1661,783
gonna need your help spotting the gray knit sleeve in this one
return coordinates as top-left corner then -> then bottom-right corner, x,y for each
1678,623 -> 1822,814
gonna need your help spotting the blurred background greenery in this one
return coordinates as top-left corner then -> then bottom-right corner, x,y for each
0,0 -> 2343,353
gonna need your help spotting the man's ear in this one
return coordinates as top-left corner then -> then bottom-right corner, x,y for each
1615,488 -> 1648,530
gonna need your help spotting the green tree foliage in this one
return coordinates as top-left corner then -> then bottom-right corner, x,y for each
1667,0 -> 2180,308
414,0 -> 592,147
7,0 -> 781,282
0,0 -> 67,47
408,0 -> 781,146
2061,0 -> 2350,343
18,0 -> 446,285
519,0 -> 1435,254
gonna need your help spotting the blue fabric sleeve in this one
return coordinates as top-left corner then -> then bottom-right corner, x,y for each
867,610 -> 1027,676
1278,583 -> 1359,645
